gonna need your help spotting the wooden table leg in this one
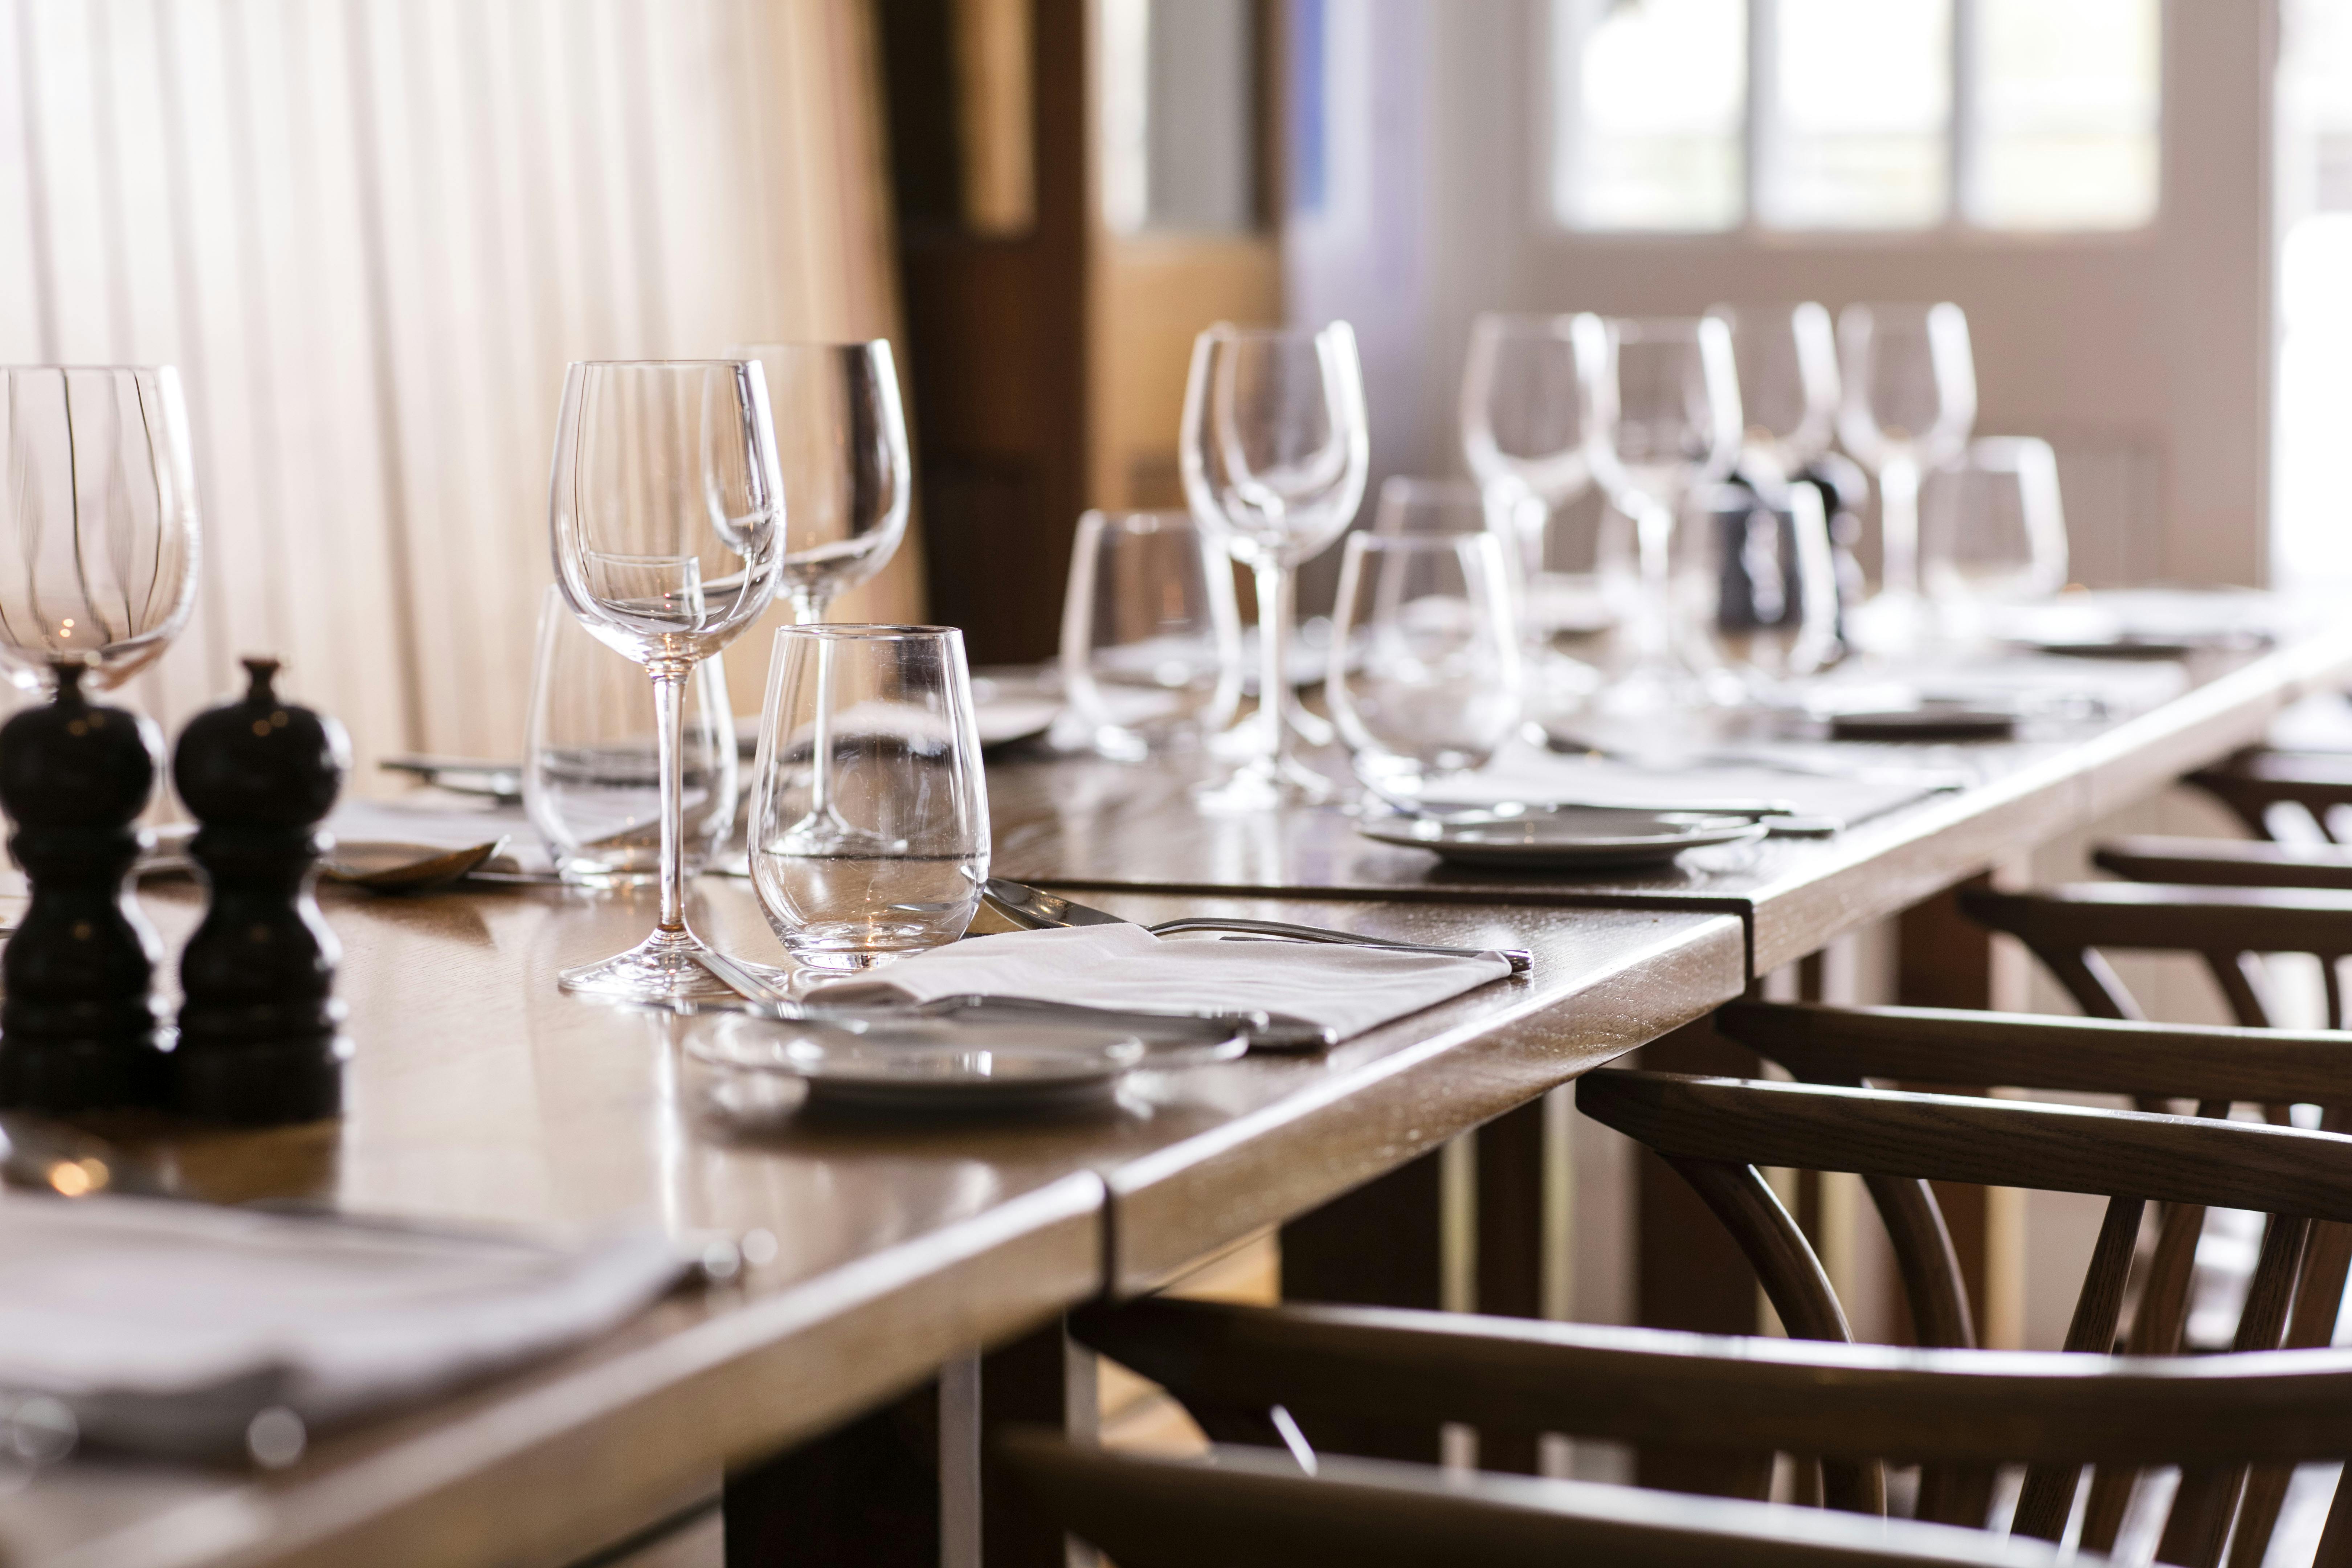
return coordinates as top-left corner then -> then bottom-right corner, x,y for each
1898,876 -> 2026,1349
1280,1150 -> 1445,1463
724,1381 -> 941,1567
1634,1011 -> 1766,1494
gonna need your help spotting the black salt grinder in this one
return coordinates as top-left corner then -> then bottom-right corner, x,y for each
0,656 -> 170,1111
172,657 -> 350,1123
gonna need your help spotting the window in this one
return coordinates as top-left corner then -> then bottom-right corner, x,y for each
1550,0 -> 2160,235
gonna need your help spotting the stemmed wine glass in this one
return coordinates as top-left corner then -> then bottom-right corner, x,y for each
548,360 -> 785,1001
0,367 -> 201,691
1459,313 -> 1612,705
1836,302 -> 1976,654
1180,321 -> 1369,809
1709,302 -> 1840,494
1579,317 -> 1743,712
734,341 -> 910,625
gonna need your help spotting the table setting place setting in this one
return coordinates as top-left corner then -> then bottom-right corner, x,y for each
0,301 -> 2302,1477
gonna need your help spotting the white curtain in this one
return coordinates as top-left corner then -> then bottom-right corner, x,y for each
0,0 -> 918,787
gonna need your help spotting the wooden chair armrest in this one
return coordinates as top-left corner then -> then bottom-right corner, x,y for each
1068,1298 -> 2352,1468
2095,836 -> 2352,891
1715,1001 -> 2352,1106
2188,750 -> 2352,839
995,1429 -> 2076,1568
1575,1070 -> 2352,1221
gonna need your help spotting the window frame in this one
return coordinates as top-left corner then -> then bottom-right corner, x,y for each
1539,0 -> 2168,246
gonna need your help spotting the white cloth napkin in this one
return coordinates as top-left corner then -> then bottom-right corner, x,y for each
327,797 -> 551,875
805,922 -> 1514,1042
0,1195 -> 688,1459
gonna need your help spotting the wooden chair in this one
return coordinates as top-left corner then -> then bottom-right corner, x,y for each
997,1421 -> 2080,1568
1057,1296 -> 2352,1568
2186,749 -> 2352,842
1564,1066 -> 2352,1565
1958,882 -> 2352,1028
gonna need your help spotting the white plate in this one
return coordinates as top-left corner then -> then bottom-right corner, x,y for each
685,1015 -> 1147,1110
1359,805 -> 1767,870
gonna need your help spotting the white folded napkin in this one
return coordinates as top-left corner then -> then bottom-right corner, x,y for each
0,1196 -> 689,1460
327,797 -> 551,874
805,922 -> 1514,1042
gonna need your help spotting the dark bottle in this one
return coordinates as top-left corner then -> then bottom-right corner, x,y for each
173,658 -> 350,1124
0,657 -> 170,1111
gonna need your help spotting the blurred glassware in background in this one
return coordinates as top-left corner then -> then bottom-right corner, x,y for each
1837,301 -> 1977,652
1058,509 -> 1242,760
1683,478 -> 1843,695
523,585 -> 736,883
1180,320 -> 1369,809
1328,531 -> 1522,796
1710,302 -> 1841,491
735,340 -> 911,625
1580,315 -> 1744,714
0,367 -> 200,693
548,359 -> 784,1002
1920,436 -> 2071,643
748,625 -> 988,980
1459,314 -> 1624,698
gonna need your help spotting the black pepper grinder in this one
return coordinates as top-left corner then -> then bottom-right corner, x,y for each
0,656 -> 170,1112
172,657 -> 349,1124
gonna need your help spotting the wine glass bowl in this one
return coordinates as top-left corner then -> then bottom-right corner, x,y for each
1180,321 -> 1369,809
547,359 -> 785,1001
1058,509 -> 1242,760
735,340 -> 910,624
1708,302 -> 1841,488
1920,436 -> 2070,642
1579,317 -> 1744,714
1836,302 -> 1977,650
0,366 -> 201,693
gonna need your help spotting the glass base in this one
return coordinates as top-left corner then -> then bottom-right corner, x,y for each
1209,695 -> 1334,760
1193,752 -> 1339,812
558,925 -> 746,1004
1846,590 -> 1931,658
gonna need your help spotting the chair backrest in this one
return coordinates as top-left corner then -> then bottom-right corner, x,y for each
1576,1067 -> 2352,1561
1958,882 -> 2352,1029
2187,750 -> 2352,844
999,1425 -> 2085,1568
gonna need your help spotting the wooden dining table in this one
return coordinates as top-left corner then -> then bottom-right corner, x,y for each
7,623 -> 2352,1568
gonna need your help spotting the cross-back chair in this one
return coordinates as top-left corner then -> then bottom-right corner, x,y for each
1716,999 -> 2352,1555
2086,752 -> 2352,893
1567,1066 -> 2352,1565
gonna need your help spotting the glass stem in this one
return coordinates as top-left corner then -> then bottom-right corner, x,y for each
1879,454 -> 1921,598
1254,558 -> 1291,777
1634,495 -> 1675,662
652,663 -> 689,935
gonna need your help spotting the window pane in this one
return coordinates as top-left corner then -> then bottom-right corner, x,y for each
1765,0 -> 1951,230
1969,0 -> 2159,230
1551,0 -> 1745,232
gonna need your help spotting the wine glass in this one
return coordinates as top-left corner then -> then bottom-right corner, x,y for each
0,367 -> 200,691
1919,436 -> 2070,643
1837,302 -> 1977,653
1328,531 -> 1521,797
748,625 -> 988,979
548,360 -> 785,1001
1580,317 -> 1743,712
1459,314 -> 1615,707
1708,302 -> 1840,494
1180,321 -> 1369,809
1058,509 -> 1242,760
734,341 -> 910,624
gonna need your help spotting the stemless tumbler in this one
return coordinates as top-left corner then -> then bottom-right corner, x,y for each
523,585 -> 737,882
1058,509 -> 1242,760
748,626 -> 989,977
1328,532 -> 1522,792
